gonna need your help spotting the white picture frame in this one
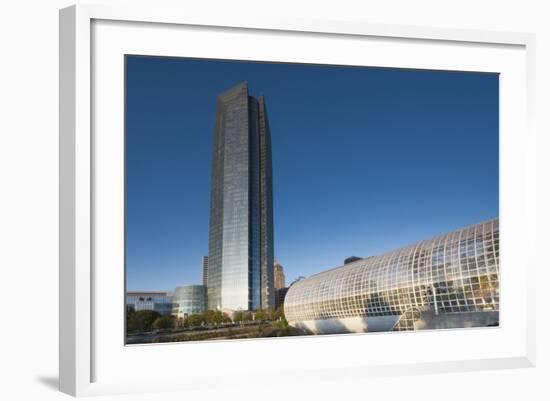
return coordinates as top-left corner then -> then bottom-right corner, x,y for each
59,3 -> 536,397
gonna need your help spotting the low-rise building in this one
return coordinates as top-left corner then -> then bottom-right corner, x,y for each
126,291 -> 173,315
172,285 -> 207,319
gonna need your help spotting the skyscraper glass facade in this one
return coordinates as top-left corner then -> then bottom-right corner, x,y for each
208,82 -> 275,311
284,219 -> 499,334
202,256 -> 209,287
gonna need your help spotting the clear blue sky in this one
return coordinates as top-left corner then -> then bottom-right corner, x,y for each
125,55 -> 498,292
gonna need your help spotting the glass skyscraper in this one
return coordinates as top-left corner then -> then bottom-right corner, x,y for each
207,82 -> 275,311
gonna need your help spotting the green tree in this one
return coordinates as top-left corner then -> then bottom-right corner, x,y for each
275,316 -> 289,329
211,310 -> 231,326
243,311 -> 253,322
254,309 -> 268,321
153,315 -> 174,330
185,313 -> 203,328
272,305 -> 285,321
126,306 -> 136,333
233,310 -> 244,323
127,310 -> 161,333
222,312 -> 231,323
202,310 -> 216,326
213,310 -> 223,325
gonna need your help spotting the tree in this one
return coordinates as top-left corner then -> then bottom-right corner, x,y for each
233,310 -> 244,323
254,309 -> 268,321
202,310 -> 217,326
266,308 -> 278,321
126,306 -> 136,333
222,312 -> 231,324
153,315 -> 174,330
212,310 -> 223,325
127,310 -> 161,333
185,313 -> 203,328
211,310 -> 231,325
272,305 -> 285,321
242,311 -> 253,322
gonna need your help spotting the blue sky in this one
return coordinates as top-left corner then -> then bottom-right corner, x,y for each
125,55 -> 498,292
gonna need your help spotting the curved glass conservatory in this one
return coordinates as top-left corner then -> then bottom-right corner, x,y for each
284,219 -> 499,334
172,285 -> 207,319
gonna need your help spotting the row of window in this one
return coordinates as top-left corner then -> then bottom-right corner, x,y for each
284,219 -> 500,322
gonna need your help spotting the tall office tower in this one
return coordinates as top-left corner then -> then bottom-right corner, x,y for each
207,82 -> 275,311
274,261 -> 285,289
202,256 -> 209,287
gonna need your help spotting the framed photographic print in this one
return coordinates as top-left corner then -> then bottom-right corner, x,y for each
59,4 -> 536,397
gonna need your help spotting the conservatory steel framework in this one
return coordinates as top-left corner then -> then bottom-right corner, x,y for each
284,219 -> 500,334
